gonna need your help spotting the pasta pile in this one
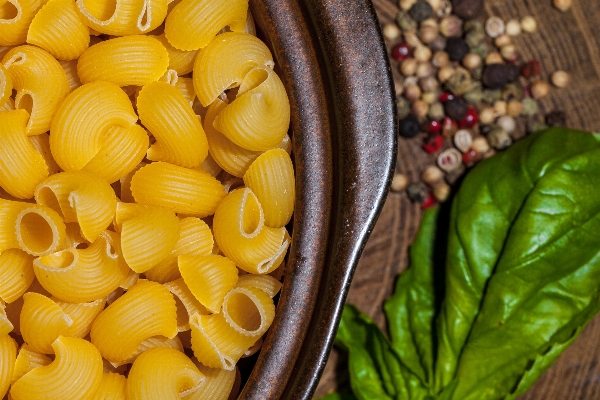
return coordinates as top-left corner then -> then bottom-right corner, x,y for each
0,0 -> 295,398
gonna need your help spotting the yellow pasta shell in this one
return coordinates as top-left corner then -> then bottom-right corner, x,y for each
0,302 -> 13,335
213,188 -> 290,274
137,81 -> 209,168
0,109 -> 48,198
165,0 -> 247,51
222,286 -> 275,338
127,347 -> 204,400
34,232 -> 132,303
35,171 -> 117,242
116,202 -> 180,273
186,363 -> 237,400
77,35 -> 169,86
236,273 -> 282,299
111,335 -> 183,367
2,45 -> 71,135
0,0 -> 45,46
58,59 -> 81,91
243,148 -> 295,228
28,133 -> 60,176
19,292 -> 73,354
26,0 -> 90,60
10,336 -> 103,400
11,344 -> 52,385
0,334 -> 17,398
164,278 -> 209,332
193,32 -> 273,106
153,33 -> 198,75
179,254 -> 239,314
13,202 -> 67,256
76,0 -> 168,35
0,63 -> 11,104
90,279 -> 178,363
90,372 -> 127,400
0,248 -> 34,303
214,66 -> 290,151
130,161 -> 226,217
54,297 -> 105,338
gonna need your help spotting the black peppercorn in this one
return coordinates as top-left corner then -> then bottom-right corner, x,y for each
451,0 -> 484,20
406,182 -> 429,203
398,115 -> 420,138
445,37 -> 469,62
444,98 -> 469,120
482,64 -> 509,89
409,0 -> 433,23
505,64 -> 520,82
545,110 -> 566,127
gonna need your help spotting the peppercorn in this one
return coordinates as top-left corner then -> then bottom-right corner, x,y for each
427,119 -> 442,134
545,110 -> 566,127
396,11 -> 418,32
438,66 -> 455,83
551,70 -> 570,88
505,64 -> 520,82
494,34 -> 511,48
464,82 -> 483,104
404,31 -> 422,48
444,97 -> 468,120
502,83 -> 524,101
479,107 -> 495,125
409,0 -> 433,22
396,96 -> 411,120
414,46 -> 432,62
451,0 -> 483,20
487,126 -> 512,150
416,62 -> 435,78
435,0 -> 452,18
464,20 -> 485,34
453,129 -> 473,152
493,100 -> 507,116
438,92 -> 454,102
462,148 -> 480,167
429,35 -> 447,52
446,68 -> 472,95
520,16 -> 537,33
482,89 -> 502,103
520,60 -> 541,78
399,0 -> 417,11
437,148 -> 463,172
404,84 -> 422,102
428,102 -> 445,120
471,136 -> 490,153
433,182 -> 451,202
531,81 -> 550,99
440,15 -> 463,37
506,100 -> 523,117
553,0 -> 572,12
419,76 -> 439,92
465,29 -> 486,48
391,42 -> 412,62
421,165 -> 444,184
521,98 -> 538,116
419,24 -> 439,44
485,16 -> 505,38
459,107 -> 479,128
471,66 -> 483,81
421,91 -> 439,104
441,117 -> 458,137
423,135 -> 444,153
527,120 -> 549,133
406,182 -> 429,202
462,53 -> 482,70
500,44 -> 518,62
496,115 -> 516,133
412,100 -> 430,120
432,51 -> 450,68
421,193 -> 437,209
382,23 -> 401,41
485,51 -> 504,65
445,37 -> 469,61
470,44 -> 491,60
390,173 -> 409,192
482,63 -> 509,89
398,115 -> 421,137
505,19 -> 521,36
400,58 -> 418,76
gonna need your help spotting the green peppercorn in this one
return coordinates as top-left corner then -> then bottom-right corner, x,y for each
464,82 -> 483,104
487,126 -> 512,150
521,98 -> 538,116
428,102 -> 446,120
502,83 -> 524,101
446,68 -> 472,96
396,96 -> 411,120
464,20 -> 485,34
482,89 -> 503,104
465,29 -> 486,48
409,0 -> 433,22
406,182 -> 429,202
396,11 -> 417,32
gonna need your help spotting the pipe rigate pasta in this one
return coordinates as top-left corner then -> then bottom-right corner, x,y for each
0,302 -> 13,335
76,0 -> 168,36
0,110 -> 48,198
193,32 -> 274,106
90,372 -> 127,400
130,161 -> 227,217
0,249 -> 34,304
115,202 -> 180,273
127,347 -> 205,400
0,0 -> 45,46
35,171 -> 117,242
0,63 -> 11,104
112,335 -> 184,367
214,65 -> 290,151
90,280 -> 178,363
10,344 -> 52,385
33,232 -> 132,303
137,81 -> 209,168
236,273 -> 282,299
54,297 -> 105,338
58,59 -> 81,91
26,0 -> 90,60
0,334 -> 17,399
164,278 -> 209,332
187,363 -> 237,400
28,133 -> 60,176
77,35 -> 169,86
165,0 -> 247,51
153,33 -> 198,75
10,336 -> 103,400
2,46 -> 71,135
19,292 -> 73,354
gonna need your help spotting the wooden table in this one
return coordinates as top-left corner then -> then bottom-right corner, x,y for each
315,0 -> 600,398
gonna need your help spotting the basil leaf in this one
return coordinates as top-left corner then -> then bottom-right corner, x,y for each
384,207 -> 446,387
439,128 -> 600,398
435,128 -> 598,390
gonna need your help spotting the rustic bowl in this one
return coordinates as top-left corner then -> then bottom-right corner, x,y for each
237,0 -> 397,398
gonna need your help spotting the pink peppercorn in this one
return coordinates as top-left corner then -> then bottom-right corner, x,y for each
391,42 -> 412,62
462,148 -> 480,166
421,193 -> 437,209
439,92 -> 455,103
428,120 -> 442,134
520,60 -> 541,78
459,108 -> 479,129
423,135 -> 444,153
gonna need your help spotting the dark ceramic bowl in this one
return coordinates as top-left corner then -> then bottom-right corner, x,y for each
238,0 -> 397,398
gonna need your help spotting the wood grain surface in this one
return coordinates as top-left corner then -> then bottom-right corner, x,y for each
314,0 -> 600,398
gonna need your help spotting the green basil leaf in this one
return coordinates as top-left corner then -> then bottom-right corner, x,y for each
442,128 -> 600,399
384,207 -> 445,387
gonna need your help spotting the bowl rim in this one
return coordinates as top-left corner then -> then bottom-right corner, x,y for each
240,0 -> 397,398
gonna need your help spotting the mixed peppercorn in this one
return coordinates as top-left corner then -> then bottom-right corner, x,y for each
387,0 -> 570,206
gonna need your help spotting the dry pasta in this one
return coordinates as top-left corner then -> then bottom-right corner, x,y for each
28,133 -> 60,176
54,297 -> 105,338
153,33 -> 198,75
0,334 -> 17,399
113,335 -> 183,367
0,249 -> 34,304
0,0 -> 45,46
164,278 -> 209,332
58,59 -> 81,91
0,63 -> 11,104
0,301 -> 13,335
90,372 -> 127,400
10,344 -> 52,385
76,0 -> 168,36
187,363 -> 237,400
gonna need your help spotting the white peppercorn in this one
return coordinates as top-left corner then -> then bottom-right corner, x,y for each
500,45 -> 517,62
479,107 -> 495,125
391,173 -> 409,192
531,81 -> 550,99
471,136 -> 490,154
440,15 -> 463,37
438,66 -> 455,83
485,16 -> 505,38
425,0 -> 441,11
404,76 -> 419,87
395,80 -> 404,97
520,16 -> 537,33
496,115 -> 516,133
412,100 -> 430,120
453,129 -> 473,153
428,102 -> 445,120
494,34 -> 511,48
399,0 -> 417,12
421,91 -> 439,104
487,126 -> 512,150
421,165 -> 444,184
419,24 -> 440,44
382,23 -> 401,41
416,62 -> 435,78
435,0 -> 452,18
553,0 -> 572,12
551,70 -> 570,88
462,53 -> 482,70
493,100 -> 507,115
404,84 -> 422,102
437,148 -> 463,172
432,50 -> 450,68
506,100 -> 523,117
419,76 -> 439,92
414,45 -> 432,62
404,31 -> 422,47
485,51 -> 503,65
400,58 -> 418,76
433,182 -> 451,203
505,19 -> 521,36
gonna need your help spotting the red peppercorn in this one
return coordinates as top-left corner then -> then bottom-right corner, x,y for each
391,42 -> 411,62
423,135 -> 444,153
428,120 -> 442,134
439,92 -> 455,103
421,193 -> 437,209
462,148 -> 480,166
520,60 -> 541,78
459,107 -> 479,129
